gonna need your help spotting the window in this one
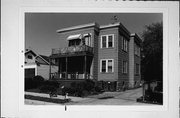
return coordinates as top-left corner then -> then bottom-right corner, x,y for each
135,63 -> 140,75
122,61 -> 128,74
108,60 -> 113,72
135,44 -> 140,56
84,33 -> 92,47
101,34 -> 114,48
101,60 -> 106,72
108,35 -> 113,47
69,39 -> 81,46
27,55 -> 32,59
102,36 -> 107,48
122,37 -> 128,52
100,59 -> 114,73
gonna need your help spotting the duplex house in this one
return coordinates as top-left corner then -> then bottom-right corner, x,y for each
49,22 -> 141,91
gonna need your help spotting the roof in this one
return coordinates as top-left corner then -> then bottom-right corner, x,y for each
25,50 -> 37,56
39,55 -> 50,64
56,22 -> 130,37
57,22 -> 99,33
25,49 -> 50,65
131,33 -> 142,46
100,22 -> 130,36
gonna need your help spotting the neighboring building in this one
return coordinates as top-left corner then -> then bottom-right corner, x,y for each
49,22 -> 142,91
25,49 -> 58,80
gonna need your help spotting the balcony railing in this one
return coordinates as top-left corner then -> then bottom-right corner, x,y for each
52,45 -> 93,56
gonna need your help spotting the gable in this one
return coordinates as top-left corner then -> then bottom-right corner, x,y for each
25,50 -> 50,65
36,56 -> 49,65
25,52 -> 36,64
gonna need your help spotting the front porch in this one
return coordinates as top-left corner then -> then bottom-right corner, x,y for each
49,45 -> 93,80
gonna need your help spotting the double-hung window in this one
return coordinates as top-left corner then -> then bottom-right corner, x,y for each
122,37 -> 128,52
135,63 -> 140,75
101,34 -> 114,48
102,36 -> 107,48
135,44 -> 140,56
100,59 -> 114,73
122,60 -> 128,74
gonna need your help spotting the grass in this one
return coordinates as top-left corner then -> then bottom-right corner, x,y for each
25,95 -> 70,104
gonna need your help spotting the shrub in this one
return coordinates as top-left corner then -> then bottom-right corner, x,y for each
95,86 -> 103,93
25,76 -> 45,91
31,75 -> 45,88
39,85 -> 57,93
33,75 -> 44,82
62,80 -> 96,97
43,80 -> 59,88
38,80 -> 59,93
25,78 -> 33,90
83,79 -> 95,92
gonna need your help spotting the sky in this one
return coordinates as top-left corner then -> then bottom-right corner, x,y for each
25,13 -> 162,56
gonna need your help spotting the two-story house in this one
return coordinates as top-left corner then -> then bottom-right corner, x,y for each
49,22 -> 141,91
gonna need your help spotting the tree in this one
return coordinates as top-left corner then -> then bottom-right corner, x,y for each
141,22 -> 163,82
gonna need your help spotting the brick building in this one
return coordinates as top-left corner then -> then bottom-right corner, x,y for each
49,22 -> 141,91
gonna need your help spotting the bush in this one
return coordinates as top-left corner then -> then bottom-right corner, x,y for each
32,75 -> 45,88
38,80 -> 59,93
83,79 -> 95,91
39,85 -> 57,93
25,75 -> 45,91
25,78 -> 33,90
43,80 -> 59,88
62,87 -> 76,96
95,86 -> 103,93
62,80 -> 96,97
33,75 -> 44,82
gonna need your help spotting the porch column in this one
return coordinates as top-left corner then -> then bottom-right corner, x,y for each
84,55 -> 87,79
59,58 -> 62,79
66,57 -> 68,79
49,58 -> 51,79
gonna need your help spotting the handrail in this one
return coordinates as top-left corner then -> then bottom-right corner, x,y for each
52,45 -> 93,55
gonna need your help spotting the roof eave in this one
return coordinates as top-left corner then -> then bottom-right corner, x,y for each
100,22 -> 130,36
56,22 -> 99,33
131,33 -> 142,45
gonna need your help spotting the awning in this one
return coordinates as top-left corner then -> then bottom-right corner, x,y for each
67,34 -> 82,40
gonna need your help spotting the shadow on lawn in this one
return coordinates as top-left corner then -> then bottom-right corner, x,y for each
98,96 -> 114,99
25,95 -> 70,104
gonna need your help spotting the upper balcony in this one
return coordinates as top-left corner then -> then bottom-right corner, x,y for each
51,45 -> 93,58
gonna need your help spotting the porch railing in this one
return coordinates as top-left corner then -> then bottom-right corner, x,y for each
50,72 -> 94,80
52,45 -> 93,55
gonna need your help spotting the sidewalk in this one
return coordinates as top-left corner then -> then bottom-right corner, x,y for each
25,91 -> 92,105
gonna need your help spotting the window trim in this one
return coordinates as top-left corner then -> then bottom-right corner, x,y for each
100,34 -> 114,48
84,33 -> 92,47
134,43 -> 140,56
27,55 -> 33,59
122,60 -> 128,74
100,59 -> 114,73
122,36 -> 128,52
135,63 -> 140,75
